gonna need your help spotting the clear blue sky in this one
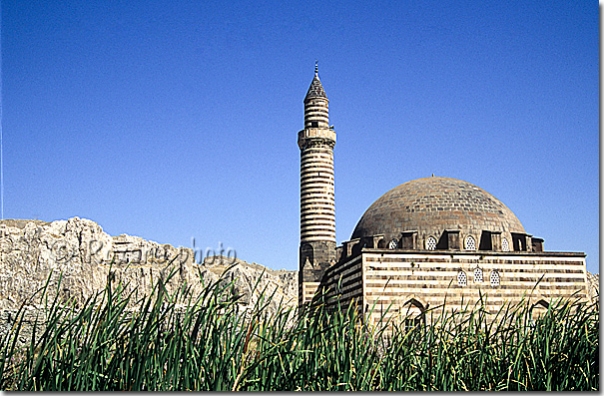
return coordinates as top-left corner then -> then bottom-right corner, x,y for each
3,1 -> 598,273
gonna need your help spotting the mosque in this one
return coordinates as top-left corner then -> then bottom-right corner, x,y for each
297,66 -> 589,325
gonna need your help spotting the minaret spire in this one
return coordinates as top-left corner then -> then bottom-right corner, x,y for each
314,60 -> 319,77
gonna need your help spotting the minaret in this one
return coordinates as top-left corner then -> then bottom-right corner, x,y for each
298,63 -> 337,306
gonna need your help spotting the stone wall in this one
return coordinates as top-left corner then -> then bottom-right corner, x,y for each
320,249 -> 596,326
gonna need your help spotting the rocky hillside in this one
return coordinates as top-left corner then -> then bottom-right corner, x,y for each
0,217 -> 598,315
0,217 -> 298,314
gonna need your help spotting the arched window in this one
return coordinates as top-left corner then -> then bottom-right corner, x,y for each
300,243 -> 314,267
530,300 -> 550,324
474,267 -> 483,283
457,271 -> 467,287
502,238 -> 509,252
490,270 -> 500,287
425,236 -> 437,250
402,298 -> 426,332
465,236 -> 476,251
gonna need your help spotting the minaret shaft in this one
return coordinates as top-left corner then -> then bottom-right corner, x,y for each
298,68 -> 336,306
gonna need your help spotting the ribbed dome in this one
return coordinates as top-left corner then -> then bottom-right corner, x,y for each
351,177 -> 525,245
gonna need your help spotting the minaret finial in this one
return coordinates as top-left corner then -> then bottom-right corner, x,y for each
314,60 -> 319,77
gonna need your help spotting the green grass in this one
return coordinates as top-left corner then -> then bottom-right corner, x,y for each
0,267 -> 598,391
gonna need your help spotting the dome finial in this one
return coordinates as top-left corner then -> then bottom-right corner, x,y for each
314,60 -> 319,77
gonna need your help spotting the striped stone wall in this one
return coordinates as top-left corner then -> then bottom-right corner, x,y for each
299,131 -> 336,243
320,249 -> 588,326
320,255 -> 364,312
297,71 -> 338,306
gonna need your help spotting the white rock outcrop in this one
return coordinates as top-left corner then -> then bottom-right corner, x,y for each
0,217 -> 298,314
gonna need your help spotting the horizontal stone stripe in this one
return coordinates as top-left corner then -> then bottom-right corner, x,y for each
304,112 -> 329,117
328,279 -> 363,293
363,286 -> 587,298
304,116 -> 329,123
304,107 -> 329,114
363,267 -> 565,275
300,167 -> 334,174
324,261 -> 363,279
300,222 -> 335,230
300,187 -> 334,194
300,211 -> 335,218
363,261 -> 585,272
300,153 -> 332,161
363,296 -> 587,308
300,196 -> 334,202
300,172 -> 334,180
301,187 -> 334,195
303,117 -> 329,124
364,273 -> 586,282
300,146 -> 333,154
300,160 -> 332,167
300,214 -> 335,220
326,265 -> 363,280
301,194 -> 334,201
300,181 -> 334,188
300,209 -> 335,216
300,216 -> 336,223
326,295 -> 363,308
300,202 -> 334,208
304,105 -> 329,111
363,253 -> 585,263
301,184 -> 334,191
301,230 -> 335,237
364,258 -> 587,268
300,185 -> 334,193
300,236 -> 336,242
323,272 -> 361,286
301,211 -> 335,217
300,231 -> 336,239
301,154 -> 333,160
300,232 -> 335,239
363,294 -> 586,304
300,223 -> 335,230
323,272 -> 363,287
300,172 -> 333,179
324,290 -> 364,304
300,207 -> 334,214
301,146 -> 332,152
300,192 -> 334,198
300,151 -> 333,157
300,168 -> 334,176
304,112 -> 329,119
300,219 -> 335,227
363,275 -> 587,285
300,154 -> 333,161
301,195 -> 334,202
363,284 -> 586,293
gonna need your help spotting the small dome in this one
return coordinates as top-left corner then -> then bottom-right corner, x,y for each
351,177 -> 525,245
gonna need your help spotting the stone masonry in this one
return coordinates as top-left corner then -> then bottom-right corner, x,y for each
298,65 -> 337,306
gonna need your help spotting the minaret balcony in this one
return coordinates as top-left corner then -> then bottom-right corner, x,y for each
298,128 -> 336,144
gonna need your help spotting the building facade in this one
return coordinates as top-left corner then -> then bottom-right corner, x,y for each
297,68 -> 589,324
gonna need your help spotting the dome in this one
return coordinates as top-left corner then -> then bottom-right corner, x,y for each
351,177 -> 525,249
